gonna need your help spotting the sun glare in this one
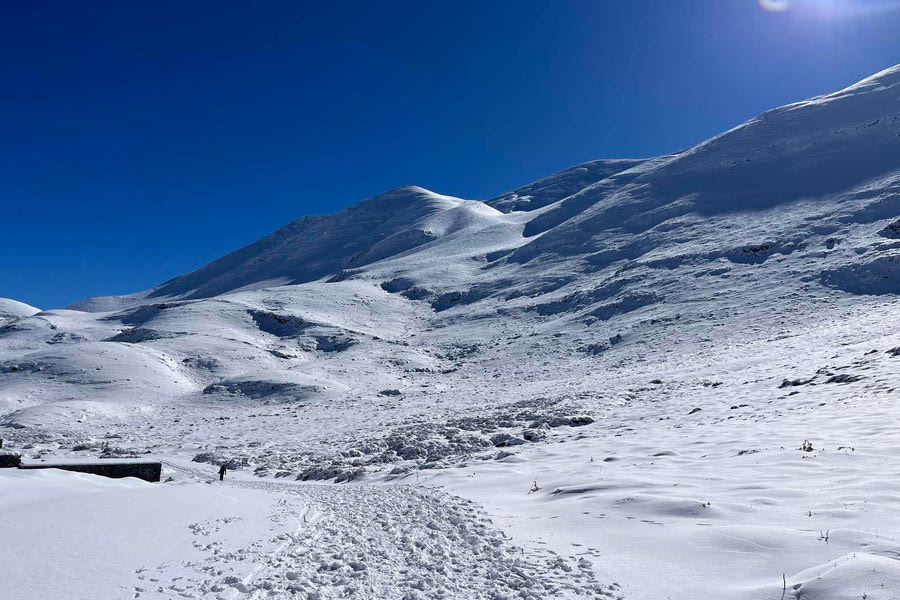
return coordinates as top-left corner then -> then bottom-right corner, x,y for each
759,0 -> 900,15
759,0 -> 790,11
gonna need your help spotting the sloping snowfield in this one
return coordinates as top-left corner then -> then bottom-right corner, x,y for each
3,66 -> 900,599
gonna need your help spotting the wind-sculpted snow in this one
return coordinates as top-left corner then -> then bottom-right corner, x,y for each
4,66 -> 900,599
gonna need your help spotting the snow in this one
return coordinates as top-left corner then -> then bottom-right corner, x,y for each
486,158 -> 648,213
138,186 -> 513,303
0,297 -> 40,325
0,468 -> 306,600
3,65 -> 900,598
0,465 -> 612,599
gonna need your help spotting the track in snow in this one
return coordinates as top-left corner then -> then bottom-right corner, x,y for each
160,460 -> 620,600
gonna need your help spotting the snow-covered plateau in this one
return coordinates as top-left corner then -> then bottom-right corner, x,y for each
3,66 -> 900,599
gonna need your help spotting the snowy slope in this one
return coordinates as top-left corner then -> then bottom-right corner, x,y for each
0,298 -> 39,325
3,65 -> 900,599
143,186 -> 508,302
485,158 -> 647,213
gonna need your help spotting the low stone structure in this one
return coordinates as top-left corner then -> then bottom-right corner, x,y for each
18,458 -> 162,483
0,450 -> 21,468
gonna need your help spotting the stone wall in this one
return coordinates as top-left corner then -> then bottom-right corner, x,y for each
18,460 -> 161,482
0,450 -> 21,468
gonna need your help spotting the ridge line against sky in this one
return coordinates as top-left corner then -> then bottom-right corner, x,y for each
2,0 -> 900,309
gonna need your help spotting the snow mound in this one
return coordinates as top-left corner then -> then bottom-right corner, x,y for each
0,298 -> 40,323
787,553 -> 900,600
741,553 -> 900,600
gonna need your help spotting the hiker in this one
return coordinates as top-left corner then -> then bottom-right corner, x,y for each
218,464 -> 227,481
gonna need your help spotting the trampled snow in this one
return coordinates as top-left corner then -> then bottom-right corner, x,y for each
3,66 -> 900,599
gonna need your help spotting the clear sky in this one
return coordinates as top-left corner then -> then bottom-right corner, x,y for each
3,0 -> 900,309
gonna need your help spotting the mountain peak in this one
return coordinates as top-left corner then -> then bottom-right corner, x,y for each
140,185 -> 492,301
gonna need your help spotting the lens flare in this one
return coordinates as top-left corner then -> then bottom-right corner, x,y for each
759,0 -> 900,15
759,0 -> 790,11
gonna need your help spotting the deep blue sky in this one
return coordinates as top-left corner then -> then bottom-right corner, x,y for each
3,0 -> 900,309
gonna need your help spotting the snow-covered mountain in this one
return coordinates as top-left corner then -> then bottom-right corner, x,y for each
4,65 -> 900,600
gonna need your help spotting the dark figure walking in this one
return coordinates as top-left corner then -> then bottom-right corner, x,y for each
218,464 -> 227,481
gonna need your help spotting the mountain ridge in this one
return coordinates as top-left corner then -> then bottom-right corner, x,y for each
2,61 -> 899,451
56,64 -> 900,313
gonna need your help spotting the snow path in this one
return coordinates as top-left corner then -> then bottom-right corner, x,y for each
156,459 -> 620,599
2,462 -> 620,599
